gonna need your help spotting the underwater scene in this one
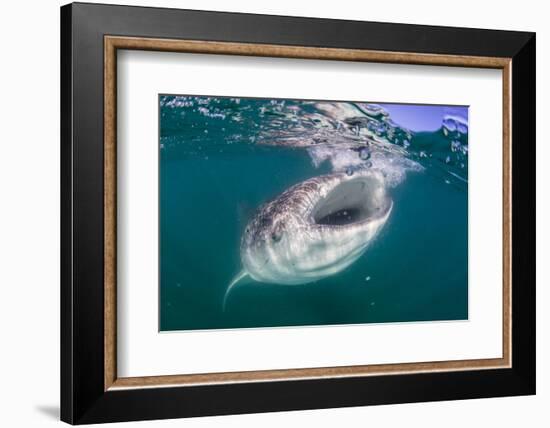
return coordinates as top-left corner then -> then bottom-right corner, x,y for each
159,95 -> 468,331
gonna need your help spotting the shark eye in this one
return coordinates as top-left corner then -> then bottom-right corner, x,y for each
271,230 -> 282,243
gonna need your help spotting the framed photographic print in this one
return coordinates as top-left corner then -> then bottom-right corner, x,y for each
60,2 -> 536,424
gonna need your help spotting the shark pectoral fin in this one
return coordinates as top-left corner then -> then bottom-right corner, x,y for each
223,269 -> 251,311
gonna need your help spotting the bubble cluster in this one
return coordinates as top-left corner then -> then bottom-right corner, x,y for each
159,95 -> 468,187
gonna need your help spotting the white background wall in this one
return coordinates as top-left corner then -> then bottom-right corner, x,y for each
0,0 -> 546,426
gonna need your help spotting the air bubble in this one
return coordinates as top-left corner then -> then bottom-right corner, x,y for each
457,122 -> 468,134
359,148 -> 371,160
346,167 -> 354,176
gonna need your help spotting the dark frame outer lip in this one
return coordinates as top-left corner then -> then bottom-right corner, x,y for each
61,2 -> 535,424
104,36 -> 512,391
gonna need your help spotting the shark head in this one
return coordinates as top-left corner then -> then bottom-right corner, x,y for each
240,169 -> 392,285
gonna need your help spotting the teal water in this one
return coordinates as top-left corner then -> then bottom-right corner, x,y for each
159,96 -> 468,331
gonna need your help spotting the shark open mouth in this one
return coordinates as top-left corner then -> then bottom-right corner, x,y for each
312,176 -> 390,227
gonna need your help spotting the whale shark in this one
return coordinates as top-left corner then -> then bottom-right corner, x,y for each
223,169 -> 393,309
